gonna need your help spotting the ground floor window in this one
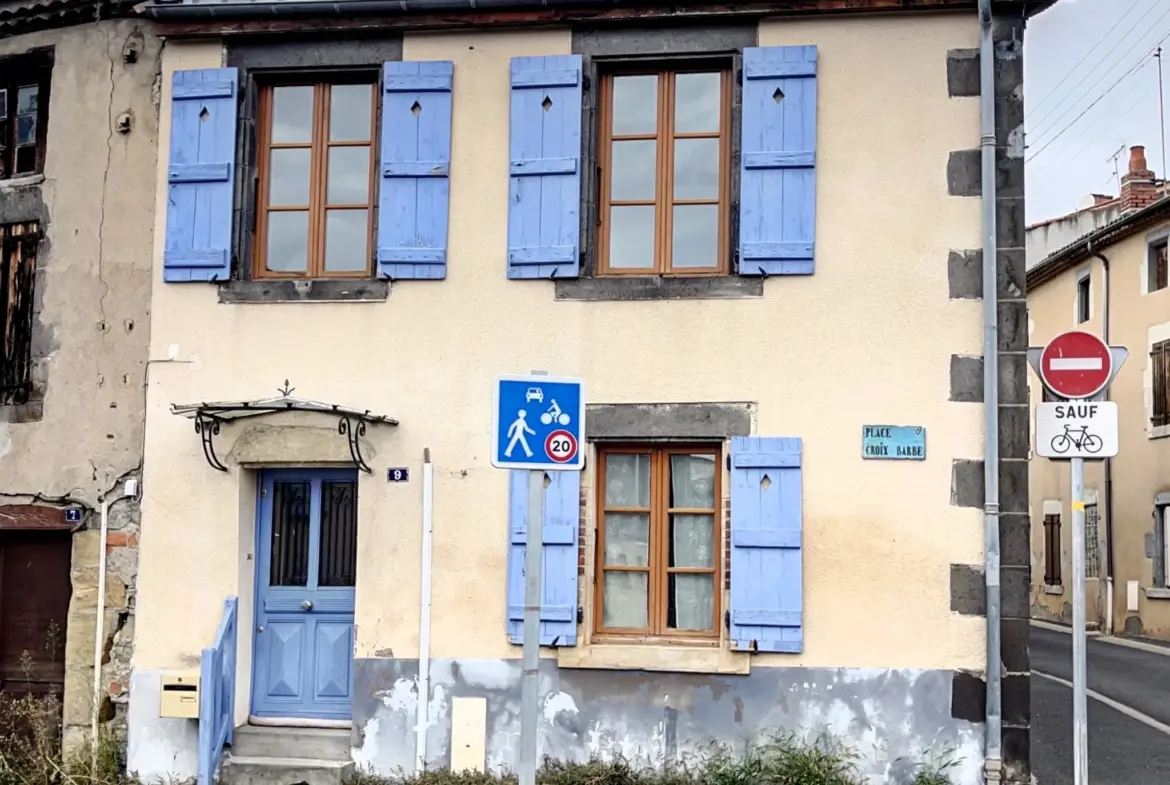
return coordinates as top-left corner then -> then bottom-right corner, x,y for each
1084,502 -> 1101,579
595,444 -> 721,639
1043,513 -> 1061,586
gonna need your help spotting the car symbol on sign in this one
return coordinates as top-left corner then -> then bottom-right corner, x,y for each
525,387 -> 544,403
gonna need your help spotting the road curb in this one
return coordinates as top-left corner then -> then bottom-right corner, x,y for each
1030,619 -> 1170,656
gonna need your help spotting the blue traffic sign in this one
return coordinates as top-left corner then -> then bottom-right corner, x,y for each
492,374 -> 585,471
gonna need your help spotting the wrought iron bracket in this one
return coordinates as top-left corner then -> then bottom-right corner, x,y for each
195,414 -> 228,472
174,382 -> 396,474
338,415 -> 373,474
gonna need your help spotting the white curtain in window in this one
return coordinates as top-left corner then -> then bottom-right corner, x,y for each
670,455 -> 715,631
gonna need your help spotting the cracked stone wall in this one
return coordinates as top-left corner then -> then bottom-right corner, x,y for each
0,19 -> 161,752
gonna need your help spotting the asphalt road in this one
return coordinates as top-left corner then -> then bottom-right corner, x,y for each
1032,625 -> 1170,784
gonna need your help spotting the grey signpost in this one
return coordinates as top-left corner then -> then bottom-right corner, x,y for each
1030,333 -> 1126,785
492,371 -> 585,785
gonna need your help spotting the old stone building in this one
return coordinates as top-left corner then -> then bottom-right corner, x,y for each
0,0 -> 160,750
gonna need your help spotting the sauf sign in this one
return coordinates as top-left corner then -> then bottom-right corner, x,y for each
1027,330 -> 1128,785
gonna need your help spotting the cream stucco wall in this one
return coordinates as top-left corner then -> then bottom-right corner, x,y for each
135,14 -> 985,689
1029,218 -> 1170,637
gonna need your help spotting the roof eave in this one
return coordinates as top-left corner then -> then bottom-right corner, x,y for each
1028,196 -> 1170,290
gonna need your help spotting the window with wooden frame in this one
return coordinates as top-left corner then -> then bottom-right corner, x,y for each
597,66 -> 732,276
1043,513 -> 1061,586
595,445 -> 721,640
1153,340 -> 1170,427
0,51 -> 51,180
254,78 -> 377,279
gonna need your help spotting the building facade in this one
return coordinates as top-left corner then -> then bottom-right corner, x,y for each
126,2 -> 1042,783
1029,146 -> 1170,640
0,0 -> 160,750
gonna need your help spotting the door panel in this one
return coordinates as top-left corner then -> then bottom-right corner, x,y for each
252,470 -> 357,720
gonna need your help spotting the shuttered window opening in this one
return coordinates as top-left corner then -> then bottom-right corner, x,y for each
1152,340 -> 1170,427
0,222 -> 37,406
1043,513 -> 1061,586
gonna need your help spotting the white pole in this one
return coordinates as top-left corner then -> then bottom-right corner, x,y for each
1071,457 -> 1089,785
518,469 -> 544,785
415,449 -> 434,773
91,496 -> 110,766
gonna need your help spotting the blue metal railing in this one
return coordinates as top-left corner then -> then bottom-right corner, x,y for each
198,596 -> 239,785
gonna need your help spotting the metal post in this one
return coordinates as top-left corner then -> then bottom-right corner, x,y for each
519,469 -> 545,785
1071,456 -> 1089,785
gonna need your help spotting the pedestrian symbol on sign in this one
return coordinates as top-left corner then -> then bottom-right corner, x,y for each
505,410 -> 536,458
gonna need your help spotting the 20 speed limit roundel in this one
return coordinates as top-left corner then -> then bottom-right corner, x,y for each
545,430 -> 578,463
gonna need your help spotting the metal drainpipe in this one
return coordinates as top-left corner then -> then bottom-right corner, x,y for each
1089,239 -> 1115,635
978,0 -> 1003,781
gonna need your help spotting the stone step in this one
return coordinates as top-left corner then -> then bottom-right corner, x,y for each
221,756 -> 354,785
230,726 -> 351,761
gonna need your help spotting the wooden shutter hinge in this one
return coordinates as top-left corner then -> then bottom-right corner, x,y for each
577,606 -> 584,624
736,68 -> 743,86
723,609 -> 730,631
583,73 -> 592,91
726,454 -> 731,471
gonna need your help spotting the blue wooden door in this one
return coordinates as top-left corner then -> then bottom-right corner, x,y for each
252,469 -> 357,720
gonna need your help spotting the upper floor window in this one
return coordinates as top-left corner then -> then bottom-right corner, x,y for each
0,51 -> 51,180
0,222 -> 38,406
597,68 -> 731,276
255,79 -> 377,279
1042,512 -> 1061,586
1076,271 -> 1091,324
1152,339 -> 1170,427
1150,238 -> 1168,293
595,445 -> 721,639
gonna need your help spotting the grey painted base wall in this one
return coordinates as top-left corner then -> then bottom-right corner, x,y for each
126,670 -> 200,782
354,659 -> 984,785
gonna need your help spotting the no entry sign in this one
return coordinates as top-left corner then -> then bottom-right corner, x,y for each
1040,331 -> 1113,399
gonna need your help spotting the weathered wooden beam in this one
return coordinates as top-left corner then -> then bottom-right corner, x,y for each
154,0 -> 1044,39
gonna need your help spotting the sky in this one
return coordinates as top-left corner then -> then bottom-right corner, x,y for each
1025,0 -> 1170,223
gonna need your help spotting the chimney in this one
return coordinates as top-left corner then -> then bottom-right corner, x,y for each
1121,145 -> 1159,212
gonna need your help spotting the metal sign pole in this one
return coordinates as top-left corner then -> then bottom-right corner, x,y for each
1070,456 -> 1088,785
519,468 -> 545,785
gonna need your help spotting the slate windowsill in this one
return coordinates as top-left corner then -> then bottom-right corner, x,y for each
218,279 -> 390,304
1146,587 -> 1170,600
1044,585 -> 1064,595
556,642 -> 751,675
555,275 -> 763,302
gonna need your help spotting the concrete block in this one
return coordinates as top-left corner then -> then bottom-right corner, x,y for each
999,512 -> 1030,569
221,756 -> 354,785
947,149 -> 981,197
999,405 -> 1030,460
949,354 -> 983,402
951,459 -> 983,509
231,726 -> 350,760
950,670 -> 985,722
999,301 -> 1028,352
950,564 -> 985,616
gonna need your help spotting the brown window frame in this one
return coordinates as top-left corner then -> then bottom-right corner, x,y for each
253,76 -> 378,280
1153,340 -> 1170,427
1043,513 -> 1061,586
0,51 -> 52,180
594,443 -> 723,642
596,65 -> 732,278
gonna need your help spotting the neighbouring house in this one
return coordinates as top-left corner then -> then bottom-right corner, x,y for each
0,0 -> 160,752
125,2 -> 1047,784
1028,144 -> 1170,640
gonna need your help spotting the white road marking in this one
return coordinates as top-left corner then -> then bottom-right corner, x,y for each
1034,671 -> 1170,737
1030,619 -> 1170,656
1049,357 -> 1103,371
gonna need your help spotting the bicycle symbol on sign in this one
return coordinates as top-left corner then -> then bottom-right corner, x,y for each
1049,424 -> 1104,455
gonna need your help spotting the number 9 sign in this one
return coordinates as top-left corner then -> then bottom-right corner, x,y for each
544,430 -> 578,463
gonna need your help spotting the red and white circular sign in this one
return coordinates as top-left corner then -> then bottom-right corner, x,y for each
1040,330 -> 1112,399
545,430 -> 578,463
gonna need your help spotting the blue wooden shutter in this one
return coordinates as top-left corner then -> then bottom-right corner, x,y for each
739,46 -> 818,276
164,68 -> 238,283
378,61 -> 454,280
506,55 -> 582,279
505,470 -> 580,646
729,436 -> 803,652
